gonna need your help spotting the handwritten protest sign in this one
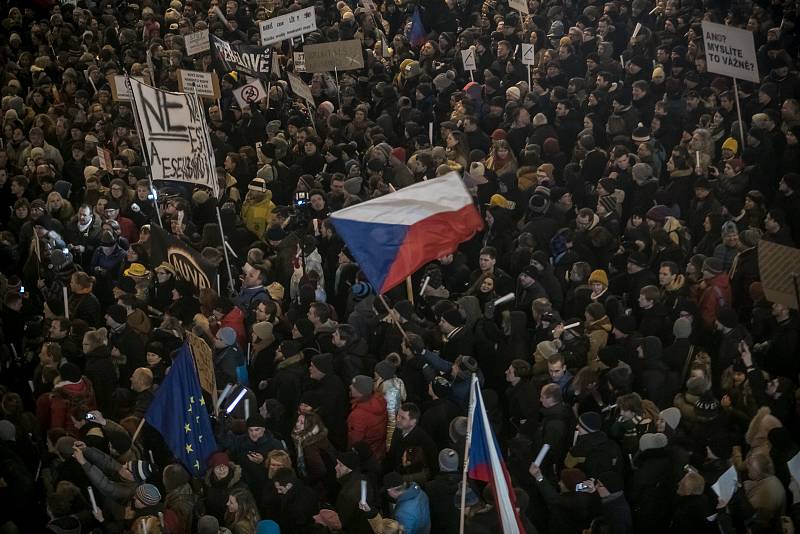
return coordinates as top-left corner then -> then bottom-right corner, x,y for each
302,40 -> 364,72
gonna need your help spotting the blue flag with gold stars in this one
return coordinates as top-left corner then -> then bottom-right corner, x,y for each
145,343 -> 218,475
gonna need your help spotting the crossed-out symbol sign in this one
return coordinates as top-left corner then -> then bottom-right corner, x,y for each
242,85 -> 260,102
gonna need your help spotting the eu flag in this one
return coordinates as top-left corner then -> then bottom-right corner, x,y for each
146,343 -> 218,475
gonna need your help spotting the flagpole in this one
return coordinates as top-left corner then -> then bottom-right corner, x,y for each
459,374 -> 478,534
216,207 -> 236,297
378,293 -> 409,342
125,73 -> 163,227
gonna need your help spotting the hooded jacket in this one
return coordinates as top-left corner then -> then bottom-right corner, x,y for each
241,190 -> 275,239
36,377 -> 97,432
348,393 -> 388,459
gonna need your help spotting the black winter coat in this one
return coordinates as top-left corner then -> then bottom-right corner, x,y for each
424,472 -> 461,534
628,448 -> 674,533
83,347 -> 117,415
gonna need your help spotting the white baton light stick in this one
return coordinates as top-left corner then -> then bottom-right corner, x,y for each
360,480 -> 367,505
533,444 -> 550,467
63,286 -> 70,319
88,487 -> 98,513
217,384 -> 234,410
563,322 -> 582,331
493,293 -> 515,306
419,276 -> 431,296
226,388 -> 247,414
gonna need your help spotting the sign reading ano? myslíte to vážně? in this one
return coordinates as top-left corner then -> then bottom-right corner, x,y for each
128,78 -> 219,197
701,21 -> 759,83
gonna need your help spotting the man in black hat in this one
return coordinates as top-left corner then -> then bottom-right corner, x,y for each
217,412 -> 285,492
438,305 -> 474,361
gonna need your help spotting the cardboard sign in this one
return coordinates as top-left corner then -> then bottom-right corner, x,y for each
108,75 -> 145,101
303,39 -> 364,72
185,29 -> 210,56
701,21 -> 759,83
461,48 -> 476,71
177,70 -> 221,99
233,79 -> 267,108
186,332 -> 216,395
758,240 -> 800,310
293,52 -> 306,72
509,0 -> 529,14
287,72 -> 315,105
521,43 -> 536,65
259,6 -> 317,46
96,147 -> 113,170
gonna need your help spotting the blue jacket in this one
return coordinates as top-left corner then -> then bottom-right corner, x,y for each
394,483 -> 431,534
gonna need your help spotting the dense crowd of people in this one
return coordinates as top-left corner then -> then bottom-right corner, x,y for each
1,0 -> 800,532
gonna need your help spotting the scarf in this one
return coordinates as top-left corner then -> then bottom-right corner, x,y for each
291,424 -> 327,477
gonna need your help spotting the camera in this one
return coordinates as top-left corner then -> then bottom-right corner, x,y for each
575,482 -> 590,492
294,191 -> 309,206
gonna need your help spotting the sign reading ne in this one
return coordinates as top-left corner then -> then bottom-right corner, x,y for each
177,70 -> 221,99
259,6 -> 317,45
185,29 -> 210,56
303,40 -> 364,72
701,21 -> 759,83
129,79 -> 219,197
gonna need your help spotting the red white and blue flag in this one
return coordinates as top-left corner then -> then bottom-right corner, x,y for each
468,375 -> 525,533
329,172 -> 483,294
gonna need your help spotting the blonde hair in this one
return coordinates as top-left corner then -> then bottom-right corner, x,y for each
83,328 -> 108,351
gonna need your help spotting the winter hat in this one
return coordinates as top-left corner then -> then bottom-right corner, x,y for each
441,308 -> 465,327
588,269 -> 608,286
607,366 -> 632,391
253,321 -> 274,342
249,177 -> 268,193
83,165 -> 100,181
431,375 -> 452,399
0,420 -> 16,441
490,128 -> 507,140
439,448 -> 459,472
578,411 -> 602,433
163,464 -> 191,492
598,178 -> 617,195
673,317 -> 692,339
506,86 -> 521,101
535,340 -> 559,359
686,376 -> 709,396
702,257 -> 723,275
722,137 -> 738,153
128,460 -> 154,482
246,414 -> 267,429
375,359 -> 397,380
208,451 -> 230,468
351,375 -> 374,397
739,229 -> 762,248
694,392 -> 720,421
311,353 -> 335,376
449,416 -> 468,443
432,71 -> 455,92
256,520 -> 280,534
106,304 -> 127,325
716,308 -> 738,329
135,484 -> 161,506
198,516 -> 221,534
639,433 -> 668,452
631,125 -> 650,142
660,407 -> 681,431
56,436 -> 77,458
646,205 -> 672,224
532,113 -> 548,126
60,362 -> 82,382
351,281 -> 373,299
631,162 -> 653,183
597,471 -> 624,493
217,327 -> 237,347
627,251 -> 649,269
488,193 -> 515,209
598,195 -> 617,214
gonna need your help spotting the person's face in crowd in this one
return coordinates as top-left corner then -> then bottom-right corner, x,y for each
49,319 -> 67,340
632,85 -> 646,101
576,214 -> 593,231
146,351 -> 162,367
446,133 -> 458,149
638,292 -> 653,310
310,193 -> 325,211
105,206 -> 119,221
786,129 -> 798,146
764,214 -> 779,233
309,362 -> 324,380
248,425 -> 265,442
480,277 -> 494,293
548,360 -> 566,382
695,185 -> 710,201
505,365 -> 519,384
495,144 -> 509,159
658,266 -> 676,287
12,128 -> 25,144
615,153 -> 630,170
479,254 -> 495,272
226,495 -> 238,515
304,141 -> 317,156
396,409 -> 414,432
591,281 -> 605,295
556,103 -> 569,118
29,129 -> 44,147
596,75 -> 609,90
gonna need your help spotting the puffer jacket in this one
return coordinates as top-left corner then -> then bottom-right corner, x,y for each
36,378 -> 97,433
347,393 -> 388,459
203,463 -> 246,522
586,315 -> 612,369
241,191 -> 275,239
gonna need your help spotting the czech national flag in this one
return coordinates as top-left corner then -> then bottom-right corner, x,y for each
329,172 -> 483,294
467,376 -> 525,533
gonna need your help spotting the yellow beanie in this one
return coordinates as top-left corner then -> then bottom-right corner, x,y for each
722,137 -> 738,154
588,269 -> 608,286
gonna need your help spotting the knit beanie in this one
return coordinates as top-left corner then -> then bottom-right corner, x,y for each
672,317 -> 692,339
439,448 -> 459,472
598,194 -> 617,214
577,411 -> 602,433
311,353 -> 335,376
375,359 -> 397,380
588,269 -> 608,286
217,326 -> 237,347
135,484 -> 161,506
351,375 -> 374,397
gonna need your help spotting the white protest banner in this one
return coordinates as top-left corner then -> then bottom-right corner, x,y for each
461,48 -> 476,71
128,78 -> 219,197
287,72 -> 315,105
509,0 -> 529,14
177,70 -> 221,99
293,52 -> 306,72
303,40 -> 365,72
259,6 -> 317,46
701,21 -> 759,83
521,43 -> 536,65
233,79 -> 267,108
185,29 -> 210,56
108,75 -> 145,101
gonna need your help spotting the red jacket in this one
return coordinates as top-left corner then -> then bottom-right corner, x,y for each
698,274 -> 732,329
36,378 -> 97,433
212,307 -> 248,349
348,393 -> 388,459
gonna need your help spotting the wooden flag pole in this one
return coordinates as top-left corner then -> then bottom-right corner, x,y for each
458,374 -> 477,534
378,293 -> 409,342
131,417 -> 147,443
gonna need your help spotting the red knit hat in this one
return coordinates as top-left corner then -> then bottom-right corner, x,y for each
208,451 -> 230,469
